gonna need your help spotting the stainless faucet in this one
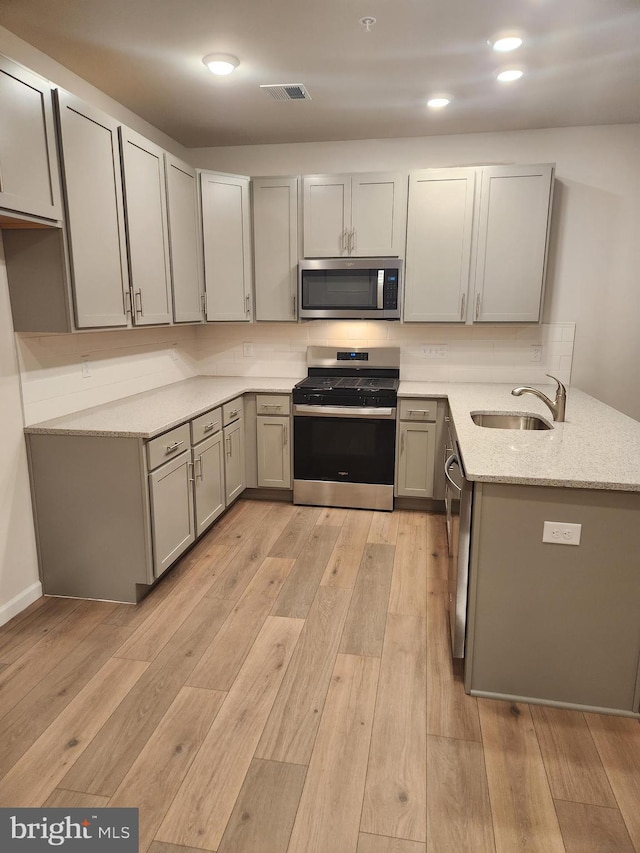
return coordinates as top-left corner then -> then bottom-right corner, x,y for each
511,374 -> 567,422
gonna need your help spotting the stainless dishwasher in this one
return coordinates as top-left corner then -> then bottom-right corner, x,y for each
444,425 -> 474,659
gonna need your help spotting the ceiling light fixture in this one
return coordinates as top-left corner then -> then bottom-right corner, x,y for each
491,36 -> 523,52
202,53 -> 240,76
427,97 -> 451,109
497,68 -> 524,82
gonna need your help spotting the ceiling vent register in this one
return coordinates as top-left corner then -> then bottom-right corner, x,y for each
260,83 -> 311,101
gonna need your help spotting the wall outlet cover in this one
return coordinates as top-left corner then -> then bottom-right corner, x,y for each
543,521 -> 582,546
243,343 -> 254,358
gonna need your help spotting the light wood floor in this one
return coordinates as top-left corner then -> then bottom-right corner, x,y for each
1,498 -> 639,852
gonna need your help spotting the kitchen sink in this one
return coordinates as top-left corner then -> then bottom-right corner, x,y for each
471,412 -> 552,430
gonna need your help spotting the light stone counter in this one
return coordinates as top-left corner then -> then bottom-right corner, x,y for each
25,376 -> 640,491
400,380 -> 640,491
24,376 -> 297,439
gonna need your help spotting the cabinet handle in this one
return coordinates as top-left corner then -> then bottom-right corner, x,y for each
229,409 -> 239,419
203,422 -> 216,432
283,424 -> 288,447
400,432 -> 405,455
124,289 -> 132,316
460,293 -> 466,321
201,293 -> 207,318
407,409 -> 430,416
475,293 -> 481,320
135,289 -> 144,317
188,461 -> 195,483
196,457 -> 204,480
342,229 -> 349,254
350,227 -> 357,255
262,404 -> 282,411
245,294 -> 250,315
166,440 -> 184,453
226,436 -> 232,457
292,294 -> 297,317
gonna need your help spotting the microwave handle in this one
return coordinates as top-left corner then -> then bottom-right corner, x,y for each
377,271 -> 384,309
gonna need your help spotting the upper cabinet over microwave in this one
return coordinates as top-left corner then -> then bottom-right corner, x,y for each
302,172 -> 407,258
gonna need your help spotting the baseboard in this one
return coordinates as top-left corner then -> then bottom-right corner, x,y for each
394,497 -> 445,513
0,581 -> 43,628
244,488 -> 293,503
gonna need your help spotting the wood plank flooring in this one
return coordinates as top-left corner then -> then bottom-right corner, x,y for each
0,497 -> 639,852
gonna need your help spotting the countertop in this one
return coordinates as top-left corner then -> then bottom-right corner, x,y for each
24,376 -> 640,492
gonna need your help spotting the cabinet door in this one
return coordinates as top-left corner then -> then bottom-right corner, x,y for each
201,172 -> 252,321
148,449 -> 195,578
0,55 -> 62,221
224,419 -> 246,504
253,176 -> 299,321
395,421 -> 436,498
257,416 -> 291,488
405,169 -> 476,322
302,175 -> 351,257
193,432 -> 225,536
474,164 -> 554,322
351,172 -> 407,257
120,127 -> 172,325
55,91 -> 129,328
165,154 -> 204,323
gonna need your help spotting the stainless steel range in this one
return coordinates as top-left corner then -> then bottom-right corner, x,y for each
293,346 -> 400,511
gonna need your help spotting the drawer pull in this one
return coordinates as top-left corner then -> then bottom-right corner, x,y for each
195,457 -> 204,480
203,422 -> 216,432
283,425 -> 288,447
166,440 -> 184,453
262,404 -> 282,411
188,461 -> 195,483
229,409 -> 239,419
407,409 -> 430,416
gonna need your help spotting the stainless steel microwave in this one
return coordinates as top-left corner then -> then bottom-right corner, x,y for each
298,258 -> 403,320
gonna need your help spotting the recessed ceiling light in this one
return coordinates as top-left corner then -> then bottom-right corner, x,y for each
497,68 -> 524,82
427,97 -> 451,109
202,54 -> 240,76
492,36 -> 523,52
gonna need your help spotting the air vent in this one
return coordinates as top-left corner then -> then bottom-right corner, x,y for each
260,83 -> 311,101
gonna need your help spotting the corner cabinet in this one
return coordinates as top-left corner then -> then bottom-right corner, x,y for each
403,163 -> 554,324
200,172 -> 252,321
0,54 -> 62,222
302,172 -> 407,258
252,176 -> 299,321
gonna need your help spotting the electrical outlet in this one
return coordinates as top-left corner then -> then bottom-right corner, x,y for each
171,343 -> 179,362
243,342 -> 254,358
80,355 -> 90,378
423,344 -> 447,358
530,344 -> 542,362
542,521 -> 582,546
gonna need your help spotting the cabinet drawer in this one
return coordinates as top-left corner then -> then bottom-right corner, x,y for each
146,423 -> 191,471
191,407 -> 222,444
399,399 -> 437,421
256,394 -> 291,416
223,396 -> 244,426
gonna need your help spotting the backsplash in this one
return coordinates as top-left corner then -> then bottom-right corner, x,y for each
16,320 -> 574,425
197,321 -> 575,384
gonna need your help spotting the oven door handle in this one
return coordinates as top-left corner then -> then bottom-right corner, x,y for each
293,404 -> 396,420
444,453 -> 463,493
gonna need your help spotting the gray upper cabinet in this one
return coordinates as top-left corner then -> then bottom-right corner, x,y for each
165,153 -> 204,323
252,176 -> 299,321
120,126 -> 172,326
473,164 -> 554,323
302,172 -> 407,258
0,55 -> 62,221
200,171 -> 252,321
55,90 -> 130,328
404,168 -> 476,322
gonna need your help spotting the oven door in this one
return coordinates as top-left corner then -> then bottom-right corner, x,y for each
293,405 -> 396,510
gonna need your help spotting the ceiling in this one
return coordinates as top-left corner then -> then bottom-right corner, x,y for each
1,0 -> 639,148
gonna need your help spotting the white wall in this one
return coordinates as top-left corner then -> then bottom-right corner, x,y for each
0,236 -> 41,624
190,124 -> 640,420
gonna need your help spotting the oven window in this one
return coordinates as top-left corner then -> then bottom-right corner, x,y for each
301,269 -> 377,310
294,415 -> 396,485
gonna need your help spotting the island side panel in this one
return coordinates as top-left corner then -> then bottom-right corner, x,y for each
465,482 -> 640,715
27,433 -> 152,603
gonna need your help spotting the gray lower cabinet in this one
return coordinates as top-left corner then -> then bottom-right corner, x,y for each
193,431 -> 225,535
0,54 -> 62,221
148,448 -> 196,577
256,394 -> 291,489
395,399 -> 438,498
223,396 -> 246,504
465,482 -> 640,716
